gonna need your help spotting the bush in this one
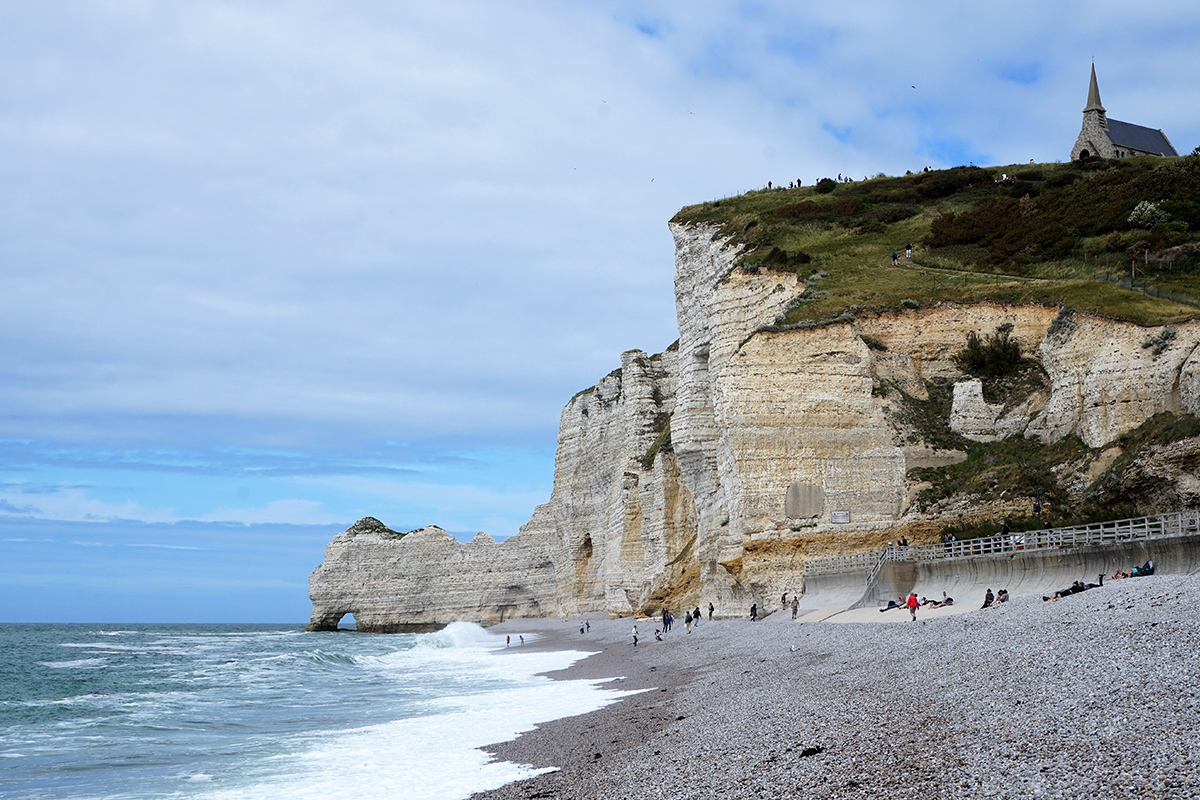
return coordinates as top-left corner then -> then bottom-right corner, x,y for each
1128,200 -> 1170,229
815,178 -> 837,194
915,166 -> 994,199
761,246 -> 812,268
953,323 -> 1024,377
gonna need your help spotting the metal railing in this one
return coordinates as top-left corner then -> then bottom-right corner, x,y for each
805,549 -> 882,576
806,509 -> 1200,579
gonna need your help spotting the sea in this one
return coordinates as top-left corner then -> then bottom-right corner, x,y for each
0,622 -> 635,800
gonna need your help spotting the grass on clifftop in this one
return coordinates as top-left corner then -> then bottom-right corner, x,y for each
673,155 -> 1200,326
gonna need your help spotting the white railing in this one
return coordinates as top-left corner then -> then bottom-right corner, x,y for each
804,549 -> 882,575
805,509 -> 1200,578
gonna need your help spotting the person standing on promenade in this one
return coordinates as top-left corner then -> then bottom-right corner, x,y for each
750,603 -> 758,621
905,593 -> 919,621
708,602 -> 714,620
791,595 -> 799,620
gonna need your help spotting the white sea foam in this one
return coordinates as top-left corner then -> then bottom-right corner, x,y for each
193,629 -> 641,800
39,658 -> 107,669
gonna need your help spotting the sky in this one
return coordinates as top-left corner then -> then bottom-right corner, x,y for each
2,1 -> 1199,622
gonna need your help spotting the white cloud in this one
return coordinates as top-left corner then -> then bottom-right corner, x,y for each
0,1 -> 1198,531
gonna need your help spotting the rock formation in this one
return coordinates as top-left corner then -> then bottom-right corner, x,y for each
308,224 -> 1200,630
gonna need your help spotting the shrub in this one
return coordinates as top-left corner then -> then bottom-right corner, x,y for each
1141,326 -> 1177,356
1128,200 -> 1170,229
1046,172 -> 1080,188
953,323 -> 1024,377
761,246 -> 812,268
815,178 -> 837,194
868,203 -> 922,224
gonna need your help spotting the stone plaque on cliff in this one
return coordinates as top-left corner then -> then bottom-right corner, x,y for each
785,482 -> 824,518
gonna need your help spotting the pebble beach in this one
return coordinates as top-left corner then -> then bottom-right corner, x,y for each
477,573 -> 1200,799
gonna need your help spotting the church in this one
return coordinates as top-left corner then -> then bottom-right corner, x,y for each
1070,65 -> 1178,161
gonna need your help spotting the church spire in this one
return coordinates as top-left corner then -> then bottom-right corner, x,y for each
1084,64 -> 1105,114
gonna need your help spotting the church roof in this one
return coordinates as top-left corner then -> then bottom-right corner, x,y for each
1106,118 -> 1179,157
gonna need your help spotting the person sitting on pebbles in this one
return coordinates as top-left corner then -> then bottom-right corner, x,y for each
982,588 -> 995,608
996,589 -> 1010,603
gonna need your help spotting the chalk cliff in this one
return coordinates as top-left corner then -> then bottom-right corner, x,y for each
308,224 -> 1200,630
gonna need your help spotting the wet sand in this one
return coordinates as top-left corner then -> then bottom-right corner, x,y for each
474,574 -> 1200,799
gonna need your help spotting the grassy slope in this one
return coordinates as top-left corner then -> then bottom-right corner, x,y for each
670,156 -> 1200,537
672,155 -> 1200,327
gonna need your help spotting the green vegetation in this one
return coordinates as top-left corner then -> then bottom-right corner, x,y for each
673,154 -> 1200,326
937,503 -> 1141,542
951,323 -> 1048,408
639,416 -> 672,470
911,429 -> 1089,511
1087,412 -> 1200,502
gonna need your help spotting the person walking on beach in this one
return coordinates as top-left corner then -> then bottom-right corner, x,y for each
750,603 -> 758,622
693,606 -> 701,627
506,635 -> 511,647
685,611 -> 693,634
580,622 -> 585,634
905,592 -> 919,621
632,624 -> 639,647
708,602 -> 714,620
791,595 -> 799,620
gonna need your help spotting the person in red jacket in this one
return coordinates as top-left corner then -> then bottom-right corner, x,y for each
905,592 -> 919,621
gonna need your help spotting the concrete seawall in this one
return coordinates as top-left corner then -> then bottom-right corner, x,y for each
794,534 -> 1200,617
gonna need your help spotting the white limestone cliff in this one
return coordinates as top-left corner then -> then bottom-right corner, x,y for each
308,225 -> 1200,629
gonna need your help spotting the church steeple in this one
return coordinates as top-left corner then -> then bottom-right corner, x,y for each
1084,64 -> 1106,125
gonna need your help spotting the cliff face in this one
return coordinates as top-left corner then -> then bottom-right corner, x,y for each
308,225 -> 1200,629
307,517 -> 557,632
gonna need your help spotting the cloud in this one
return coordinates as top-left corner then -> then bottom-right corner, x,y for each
1,0 -> 1199,548
195,499 -> 343,526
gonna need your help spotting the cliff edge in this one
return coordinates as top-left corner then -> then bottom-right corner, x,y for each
310,157 -> 1200,629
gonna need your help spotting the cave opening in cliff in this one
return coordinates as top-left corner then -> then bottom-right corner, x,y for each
337,613 -> 357,631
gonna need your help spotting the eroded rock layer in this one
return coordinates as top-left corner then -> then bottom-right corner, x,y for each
309,224 -> 1200,629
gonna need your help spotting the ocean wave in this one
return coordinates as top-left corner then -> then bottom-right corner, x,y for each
38,658 -> 108,670
412,621 -> 501,650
